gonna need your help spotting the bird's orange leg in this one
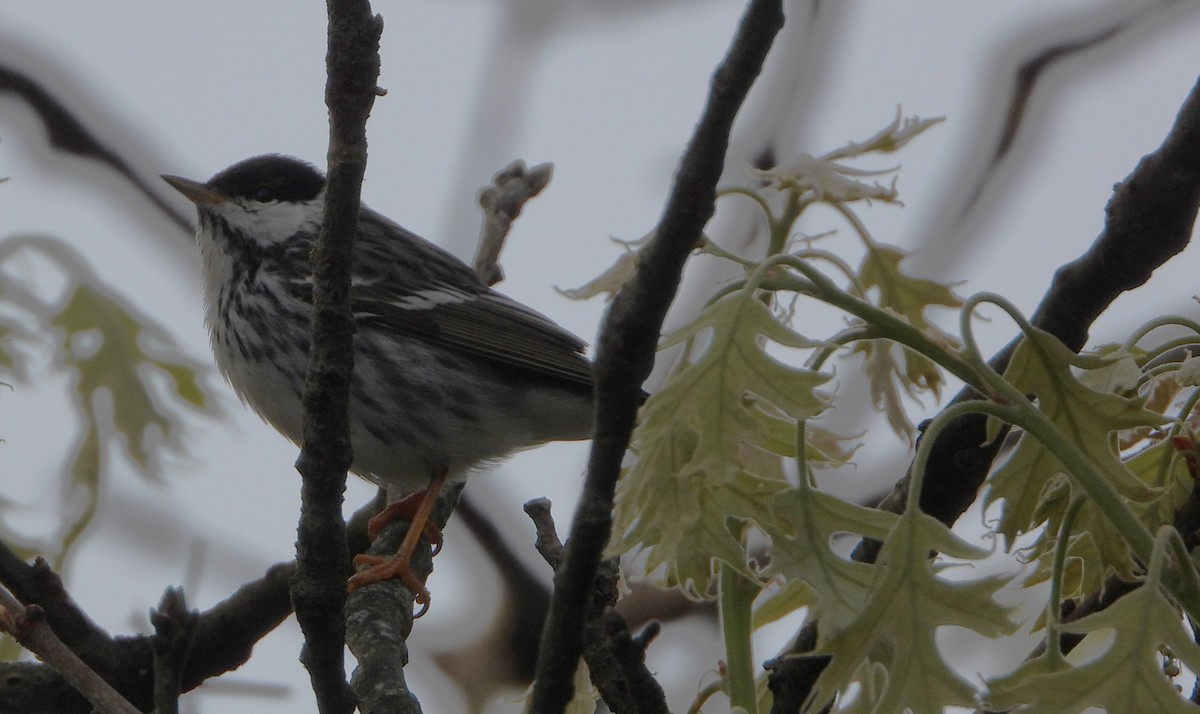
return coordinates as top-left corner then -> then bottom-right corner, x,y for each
348,467 -> 449,615
365,493 -> 444,554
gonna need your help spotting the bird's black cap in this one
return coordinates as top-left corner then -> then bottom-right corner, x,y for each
206,154 -> 326,203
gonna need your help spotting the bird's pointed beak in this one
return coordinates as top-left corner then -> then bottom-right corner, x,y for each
161,174 -> 227,205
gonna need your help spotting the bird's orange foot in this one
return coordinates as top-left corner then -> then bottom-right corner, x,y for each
366,495 -> 444,554
349,468 -> 451,617
349,552 -> 432,616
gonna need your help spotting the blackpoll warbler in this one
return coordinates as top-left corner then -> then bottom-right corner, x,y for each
163,155 -> 595,608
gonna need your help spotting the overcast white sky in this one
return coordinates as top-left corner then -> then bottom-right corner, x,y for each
1,1 -> 1199,712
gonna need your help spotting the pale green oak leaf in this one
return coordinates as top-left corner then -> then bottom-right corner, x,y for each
1022,438 -> 1195,593
985,327 -> 1165,545
859,243 -> 962,333
636,291 -> 833,482
52,284 -> 209,475
805,510 -> 1016,713
611,290 -> 834,596
853,243 -> 962,438
612,469 -> 789,598
764,485 -> 899,634
984,576 -> 1200,713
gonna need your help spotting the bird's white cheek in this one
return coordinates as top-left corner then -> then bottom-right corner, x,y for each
241,199 -> 323,244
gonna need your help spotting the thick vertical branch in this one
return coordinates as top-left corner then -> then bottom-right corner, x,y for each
528,1 -> 785,710
291,2 -> 382,713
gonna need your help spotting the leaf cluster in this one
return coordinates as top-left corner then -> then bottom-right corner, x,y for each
574,113 -> 1200,712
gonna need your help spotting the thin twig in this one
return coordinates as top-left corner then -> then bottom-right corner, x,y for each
473,160 -> 553,286
523,499 -> 668,713
523,497 -> 565,568
0,550 -> 125,673
0,64 -> 193,235
528,1 -> 785,709
454,494 -> 553,685
0,586 -> 140,714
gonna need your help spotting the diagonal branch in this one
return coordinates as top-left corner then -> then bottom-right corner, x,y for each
854,71 -> 1200,564
528,1 -> 786,710
0,585 -> 139,714
0,539 -> 294,712
0,64 -> 193,235
770,73 -> 1200,714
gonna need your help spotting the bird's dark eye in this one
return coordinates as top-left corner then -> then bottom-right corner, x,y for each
254,187 -> 276,202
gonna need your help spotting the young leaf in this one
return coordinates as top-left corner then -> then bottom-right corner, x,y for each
756,111 -> 944,207
859,243 -> 962,333
805,510 -> 1016,712
1023,437 -> 1194,596
984,576 -> 1200,713
610,290 -> 833,596
44,279 -> 214,556
764,485 -> 899,634
51,284 -> 210,474
986,329 -> 1165,546
853,243 -> 962,439
617,469 -> 788,598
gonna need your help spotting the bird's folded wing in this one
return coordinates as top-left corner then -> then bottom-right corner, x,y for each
352,289 -> 595,391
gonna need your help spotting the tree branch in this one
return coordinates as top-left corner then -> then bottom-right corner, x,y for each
773,72 -> 1200,714
344,484 -> 463,714
528,1 -> 785,709
472,160 -> 553,286
291,2 -> 382,713
0,586 -> 140,714
0,538 -> 295,712
0,548 -> 126,674
853,72 -> 1200,562
150,587 -> 196,714
0,64 -> 193,235
524,498 -> 668,713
